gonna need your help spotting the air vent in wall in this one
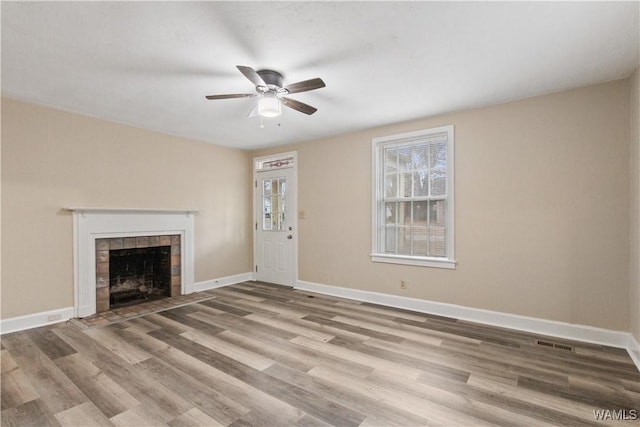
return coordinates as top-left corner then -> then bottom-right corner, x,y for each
536,340 -> 573,351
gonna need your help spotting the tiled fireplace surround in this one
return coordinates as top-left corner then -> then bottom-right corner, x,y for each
95,234 -> 181,313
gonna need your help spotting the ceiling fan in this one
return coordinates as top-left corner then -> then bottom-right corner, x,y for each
205,65 -> 325,117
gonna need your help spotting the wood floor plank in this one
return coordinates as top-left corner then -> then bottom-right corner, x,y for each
302,315 -> 406,343
334,300 -> 436,322
0,349 -> 18,374
158,310 -> 226,335
1,398 -> 62,427
54,401 -> 114,427
2,281 -> 638,426
467,374 -> 624,425
153,346 -> 307,426
26,327 -> 77,360
264,362 -> 431,426
217,329 -> 317,372
83,327 -> 152,365
369,369 -> 557,427
309,364 -> 491,426
180,329 -> 275,371
55,353 -> 140,419
109,404 -> 170,427
218,329 -> 374,378
1,367 -> 39,410
291,335 -> 423,380
244,313 -> 335,342
167,407 -> 224,427
149,329 -> 366,426
2,333 -> 88,414
332,314 -> 445,346
92,353 -> 193,423
137,357 -> 249,425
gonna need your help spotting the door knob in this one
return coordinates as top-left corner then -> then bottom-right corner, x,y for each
287,235 -> 293,239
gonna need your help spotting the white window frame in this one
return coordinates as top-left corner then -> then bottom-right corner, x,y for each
371,125 -> 456,269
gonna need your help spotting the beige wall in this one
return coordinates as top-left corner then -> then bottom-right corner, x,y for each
1,98 -> 253,319
2,77 -> 634,334
631,68 -> 640,341
255,79 -> 631,332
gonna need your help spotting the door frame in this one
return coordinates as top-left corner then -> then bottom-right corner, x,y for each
252,151 -> 298,287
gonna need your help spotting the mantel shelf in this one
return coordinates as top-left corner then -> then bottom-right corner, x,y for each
63,207 -> 200,215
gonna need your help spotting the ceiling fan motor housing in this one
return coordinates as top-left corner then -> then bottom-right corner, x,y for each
257,70 -> 284,89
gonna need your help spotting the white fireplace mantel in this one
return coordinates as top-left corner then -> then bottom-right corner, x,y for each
66,207 -> 198,317
64,207 -> 200,215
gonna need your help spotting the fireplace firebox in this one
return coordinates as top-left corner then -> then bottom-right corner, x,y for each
108,246 -> 171,308
95,235 -> 181,312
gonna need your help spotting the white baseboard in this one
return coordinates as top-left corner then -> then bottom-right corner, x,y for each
193,272 -> 255,292
0,307 -> 75,335
296,280 -> 639,371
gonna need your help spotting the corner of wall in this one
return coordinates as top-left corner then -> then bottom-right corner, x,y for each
630,67 -> 640,342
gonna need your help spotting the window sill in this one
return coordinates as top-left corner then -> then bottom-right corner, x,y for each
370,253 -> 457,269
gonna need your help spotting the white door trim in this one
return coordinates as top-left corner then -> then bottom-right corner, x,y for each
253,151 -> 298,286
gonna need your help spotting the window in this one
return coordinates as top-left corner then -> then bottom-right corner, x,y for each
372,125 -> 455,269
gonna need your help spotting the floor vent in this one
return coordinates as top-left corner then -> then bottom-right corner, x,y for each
536,340 -> 573,351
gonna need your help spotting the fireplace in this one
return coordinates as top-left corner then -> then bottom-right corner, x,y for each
66,207 -> 196,317
95,235 -> 181,312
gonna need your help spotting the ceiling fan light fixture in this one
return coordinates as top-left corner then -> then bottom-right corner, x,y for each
258,95 -> 281,118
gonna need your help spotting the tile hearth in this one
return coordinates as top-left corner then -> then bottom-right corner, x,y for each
71,289 -> 220,328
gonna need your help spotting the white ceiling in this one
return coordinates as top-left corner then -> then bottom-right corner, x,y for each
2,1 -> 639,150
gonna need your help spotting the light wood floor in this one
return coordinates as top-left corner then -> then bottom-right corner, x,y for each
2,281 -> 639,426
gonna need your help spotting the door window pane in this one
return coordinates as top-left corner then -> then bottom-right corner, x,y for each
263,177 -> 286,231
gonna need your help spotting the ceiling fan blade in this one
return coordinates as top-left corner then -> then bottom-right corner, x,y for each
284,78 -> 325,94
205,93 -> 256,100
237,65 -> 266,87
281,97 -> 318,115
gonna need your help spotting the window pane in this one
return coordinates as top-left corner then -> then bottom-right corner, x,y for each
385,202 -> 397,225
385,148 -> 398,173
397,227 -> 411,254
413,171 -> 428,197
397,201 -> 411,227
412,144 -> 428,171
384,226 -> 397,253
262,177 -> 286,231
398,146 -> 412,171
429,200 -> 447,257
412,227 -> 428,256
385,174 -> 397,198
271,196 -> 279,229
429,142 -> 447,168
429,169 -> 446,196
412,201 -> 428,225
262,194 -> 271,230
401,173 -> 412,198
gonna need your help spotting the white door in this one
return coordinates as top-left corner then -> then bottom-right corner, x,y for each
254,156 -> 296,286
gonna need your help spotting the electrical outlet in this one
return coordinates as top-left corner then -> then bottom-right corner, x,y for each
400,280 -> 407,289
47,313 -> 62,322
